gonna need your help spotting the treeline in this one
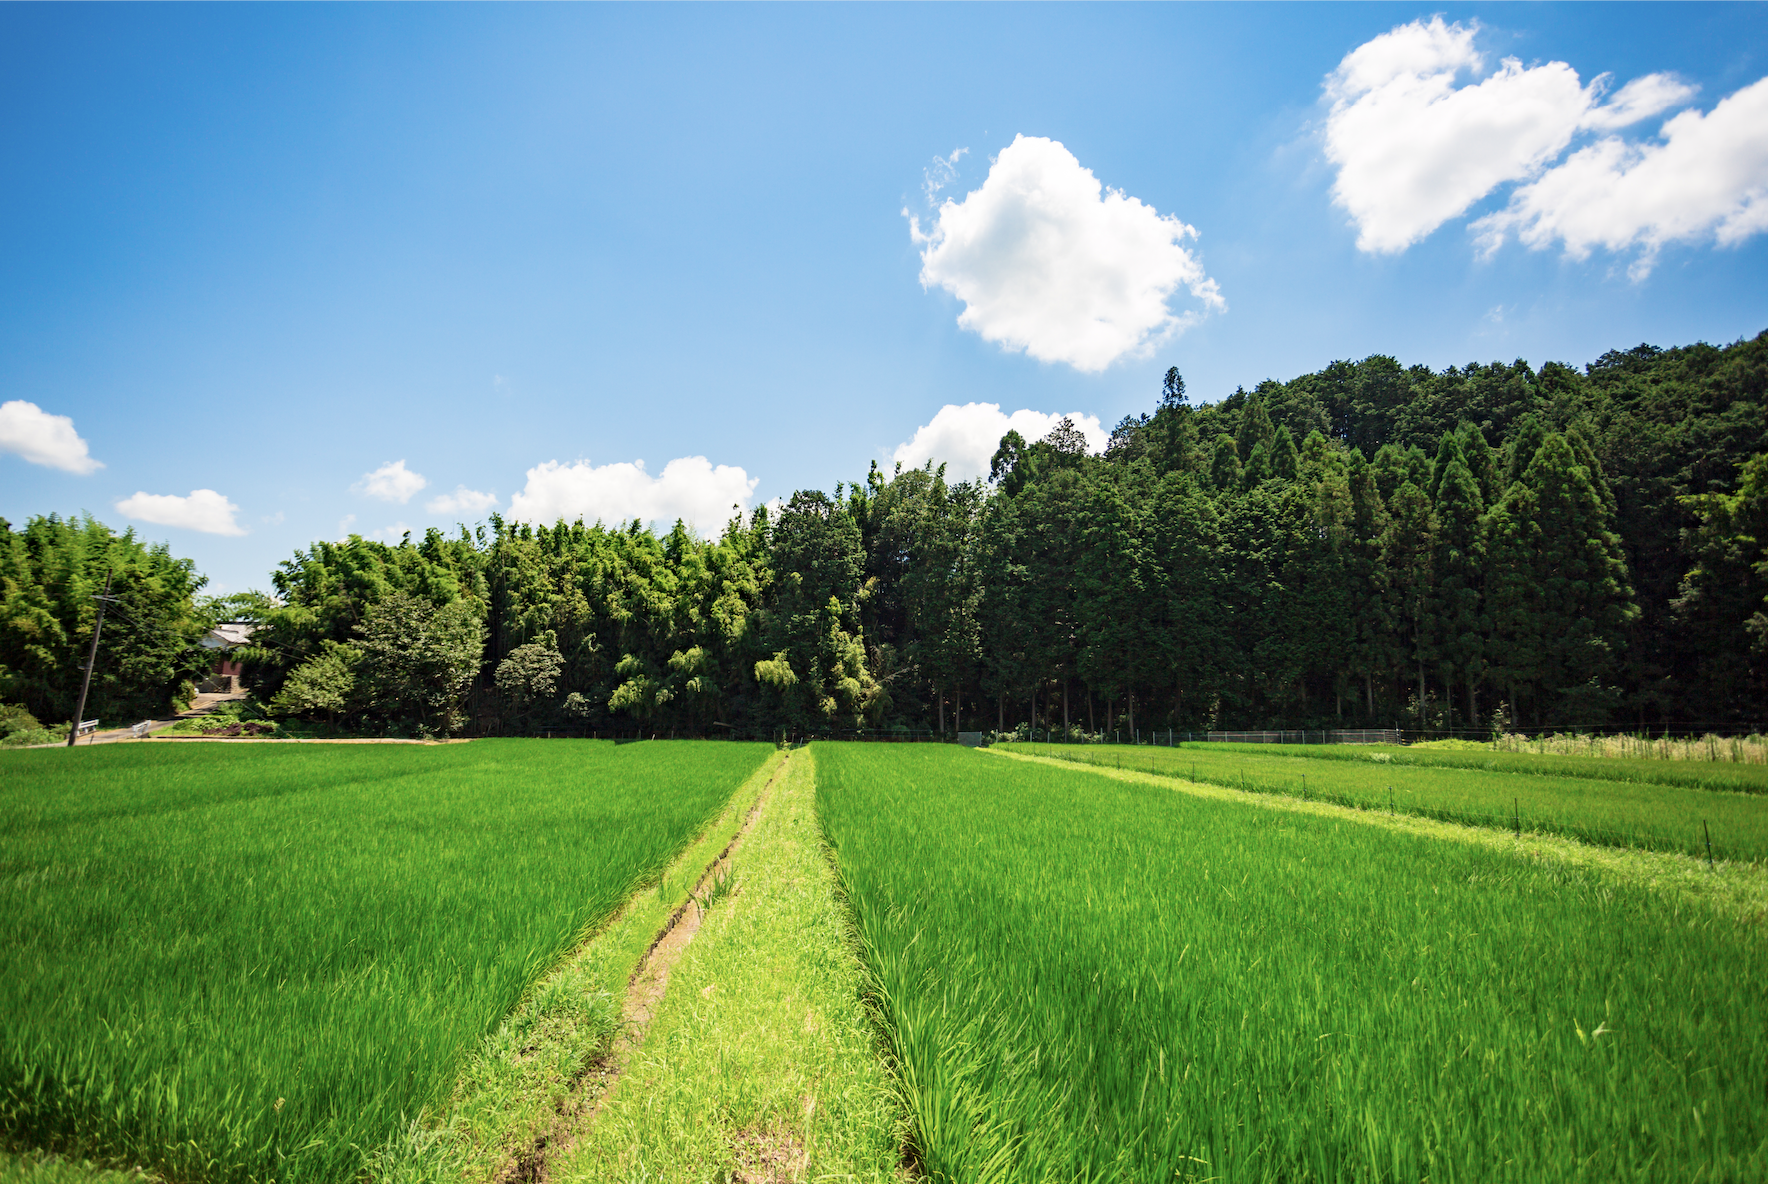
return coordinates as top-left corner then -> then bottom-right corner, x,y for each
5,330 -> 1765,737
0,514 -> 215,727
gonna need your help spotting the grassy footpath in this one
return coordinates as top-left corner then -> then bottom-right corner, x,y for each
1004,741 -> 1768,860
0,1152 -> 147,1184
820,743 -> 1768,1183
0,740 -> 774,1184
554,748 -> 903,1183
373,750 -> 789,1184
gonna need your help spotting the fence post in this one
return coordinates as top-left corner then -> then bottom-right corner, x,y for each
1704,819 -> 1714,869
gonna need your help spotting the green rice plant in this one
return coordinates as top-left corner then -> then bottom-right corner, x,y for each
817,743 -> 1768,1183
1184,741 -> 1768,794
1005,742 -> 1768,861
0,739 -> 774,1184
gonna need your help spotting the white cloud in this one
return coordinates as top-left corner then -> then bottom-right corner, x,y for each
425,486 -> 499,517
1474,76 -> 1768,277
0,400 -> 103,474
892,403 -> 1108,483
115,489 -> 246,536
370,522 -> 412,543
907,135 -> 1222,372
923,147 -> 969,203
1322,18 -> 1705,256
1580,72 -> 1699,131
352,460 -> 428,504
506,456 -> 759,531
1325,18 -> 1590,253
337,514 -> 357,540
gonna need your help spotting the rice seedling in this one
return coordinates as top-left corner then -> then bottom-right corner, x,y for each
1174,740 -> 1768,794
0,739 -> 773,1184
817,743 -> 1768,1183
1006,741 -> 1768,861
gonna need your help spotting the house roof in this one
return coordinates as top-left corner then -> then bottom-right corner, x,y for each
201,621 -> 257,650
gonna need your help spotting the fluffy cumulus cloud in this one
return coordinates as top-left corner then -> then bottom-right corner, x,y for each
505,456 -> 759,531
425,486 -> 499,517
1474,77 -> 1768,277
892,403 -> 1108,482
0,400 -> 103,474
908,135 -> 1223,372
352,460 -> 428,504
114,489 -> 246,536
1324,17 -> 1705,256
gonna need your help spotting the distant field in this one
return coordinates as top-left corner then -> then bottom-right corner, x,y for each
0,739 -> 773,1184
1004,742 -> 1768,860
817,744 -> 1768,1182
1203,740 -> 1768,794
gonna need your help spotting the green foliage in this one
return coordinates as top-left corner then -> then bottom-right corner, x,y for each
267,642 -> 358,723
0,739 -> 773,1184
352,590 -> 485,736
818,744 -> 1768,1181
0,514 -> 210,724
0,704 -> 64,747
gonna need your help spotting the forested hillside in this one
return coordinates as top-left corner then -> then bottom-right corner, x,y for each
7,330 -> 1764,736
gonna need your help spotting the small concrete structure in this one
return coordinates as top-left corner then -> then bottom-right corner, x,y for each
958,731 -> 988,747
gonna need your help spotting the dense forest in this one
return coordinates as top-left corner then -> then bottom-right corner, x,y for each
4,329 -> 1765,738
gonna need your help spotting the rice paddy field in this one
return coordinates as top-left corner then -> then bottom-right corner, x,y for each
1002,741 -> 1768,861
0,739 -> 773,1184
1200,741 -> 1768,794
816,743 -> 1768,1182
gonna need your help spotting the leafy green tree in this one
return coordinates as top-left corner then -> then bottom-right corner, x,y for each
495,629 -> 564,727
353,589 -> 486,736
1672,452 -> 1768,723
1271,425 -> 1300,481
0,513 -> 210,723
269,642 -> 359,727
1208,434 -> 1241,492
1235,391 -> 1276,462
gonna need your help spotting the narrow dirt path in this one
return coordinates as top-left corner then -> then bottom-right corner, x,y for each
495,752 -> 789,1184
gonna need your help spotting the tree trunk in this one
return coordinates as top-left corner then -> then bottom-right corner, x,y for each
1417,659 -> 1426,734
1129,692 -> 1136,740
1365,671 -> 1374,716
1467,676 -> 1476,733
1089,686 -> 1095,733
955,691 -> 961,734
998,694 -> 1003,735
937,690 -> 945,736
1063,679 -> 1069,735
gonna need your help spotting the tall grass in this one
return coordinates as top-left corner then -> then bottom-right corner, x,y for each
817,744 -> 1768,1183
1484,731 -> 1768,764
0,740 -> 773,1184
1005,742 -> 1768,860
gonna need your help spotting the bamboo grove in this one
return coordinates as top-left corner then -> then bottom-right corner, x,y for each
4,329 -> 1764,736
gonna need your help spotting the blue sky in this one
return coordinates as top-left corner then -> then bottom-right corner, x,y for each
3,3 -> 1765,594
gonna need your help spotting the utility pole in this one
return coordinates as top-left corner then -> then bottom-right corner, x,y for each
67,569 -> 112,748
